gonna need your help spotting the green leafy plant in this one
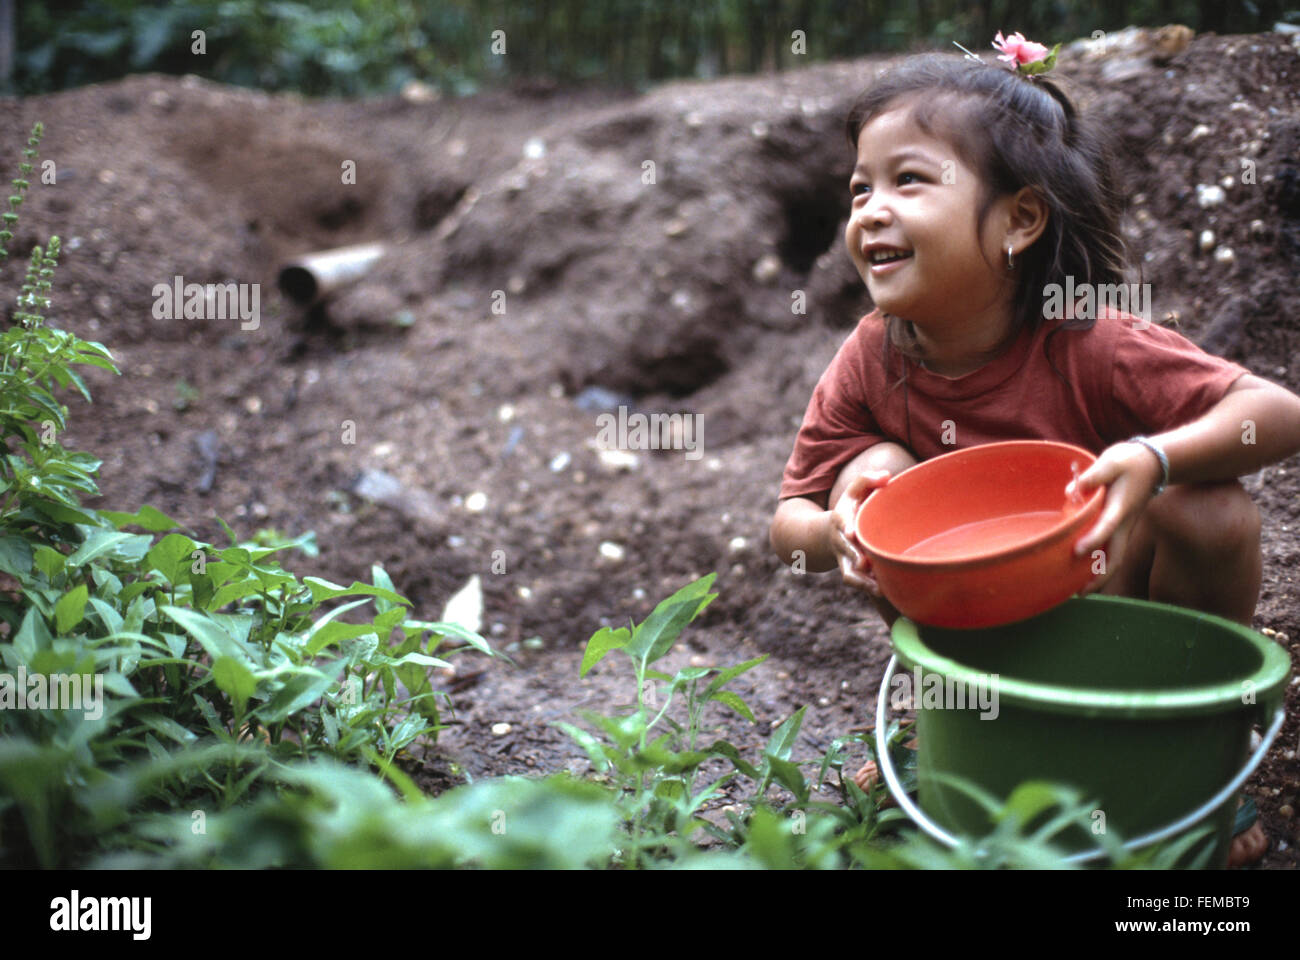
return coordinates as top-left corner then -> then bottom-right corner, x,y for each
555,574 -> 768,866
0,123 -> 498,867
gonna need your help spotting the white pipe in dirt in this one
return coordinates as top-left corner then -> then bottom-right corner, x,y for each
277,242 -> 387,305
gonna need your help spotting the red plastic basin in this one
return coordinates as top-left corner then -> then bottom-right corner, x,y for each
855,441 -> 1106,629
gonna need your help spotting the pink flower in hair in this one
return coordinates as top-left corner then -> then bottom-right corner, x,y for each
992,31 -> 1050,67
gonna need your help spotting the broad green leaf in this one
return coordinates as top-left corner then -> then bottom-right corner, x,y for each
579,625 -> 630,677
764,755 -> 809,802
304,620 -> 380,659
702,654 -> 767,699
13,605 -> 53,663
671,666 -> 712,687
145,533 -> 198,585
206,577 -> 264,612
576,708 -> 646,752
256,663 -> 342,724
212,656 -> 257,715
84,597 -> 126,639
373,605 -> 407,635
386,714 -> 428,752
0,535 -> 34,577
66,528 -> 152,567
709,689 -> 754,723
54,583 -> 88,634
625,574 -> 717,668
29,500 -> 103,527
32,544 -> 66,580
553,721 -> 611,773
137,712 -> 198,745
411,619 -> 496,658
158,605 -> 255,665
701,739 -> 760,779
192,695 -> 227,738
765,704 -> 807,761
302,576 -> 409,607
370,563 -> 397,615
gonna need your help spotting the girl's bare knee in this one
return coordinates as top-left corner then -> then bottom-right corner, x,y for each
1151,481 -> 1261,559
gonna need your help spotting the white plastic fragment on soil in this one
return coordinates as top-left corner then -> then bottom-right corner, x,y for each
597,448 -> 638,470
442,574 -> 484,634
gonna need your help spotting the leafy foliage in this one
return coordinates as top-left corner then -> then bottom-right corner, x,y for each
0,124 -> 498,866
8,0 -> 1279,97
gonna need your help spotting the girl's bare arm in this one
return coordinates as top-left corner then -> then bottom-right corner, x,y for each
769,441 -> 919,571
1151,374 -> 1300,484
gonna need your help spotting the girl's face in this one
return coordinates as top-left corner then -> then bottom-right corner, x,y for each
845,104 -> 1016,335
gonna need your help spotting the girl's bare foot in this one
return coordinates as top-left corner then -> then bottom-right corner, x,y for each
1227,818 -> 1268,867
851,759 -> 896,808
852,759 -> 878,792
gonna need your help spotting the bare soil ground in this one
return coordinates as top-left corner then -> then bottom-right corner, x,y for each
2,29 -> 1297,867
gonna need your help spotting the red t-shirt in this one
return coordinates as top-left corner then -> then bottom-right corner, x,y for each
779,308 -> 1250,502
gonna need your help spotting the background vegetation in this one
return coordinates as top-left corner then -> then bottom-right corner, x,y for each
5,0 -> 1298,97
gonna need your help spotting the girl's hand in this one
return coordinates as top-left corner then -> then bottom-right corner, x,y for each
1070,442 -> 1165,594
828,469 -> 893,596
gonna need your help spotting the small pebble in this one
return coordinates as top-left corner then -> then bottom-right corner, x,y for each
1196,184 -> 1226,208
599,541 -> 625,561
1213,246 -> 1235,265
729,536 -> 747,552
465,491 -> 488,512
1199,229 -> 1215,252
498,404 -> 515,422
1280,804 -> 1294,819
752,254 -> 781,285
549,451 -> 571,472
597,448 -> 639,470
491,722 -> 511,736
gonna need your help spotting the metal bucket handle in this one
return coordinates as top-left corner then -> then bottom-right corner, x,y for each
874,654 -> 1286,864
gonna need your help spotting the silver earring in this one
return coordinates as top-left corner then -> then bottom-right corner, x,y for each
1006,244 -> 1015,270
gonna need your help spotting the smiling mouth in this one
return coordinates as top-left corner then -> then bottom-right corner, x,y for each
868,250 -> 913,265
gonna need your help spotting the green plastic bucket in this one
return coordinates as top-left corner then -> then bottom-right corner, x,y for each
875,595 -> 1290,868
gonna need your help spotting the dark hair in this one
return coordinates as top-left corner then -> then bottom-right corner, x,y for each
844,53 -> 1131,379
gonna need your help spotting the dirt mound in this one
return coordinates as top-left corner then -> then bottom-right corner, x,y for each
2,30 -> 1298,867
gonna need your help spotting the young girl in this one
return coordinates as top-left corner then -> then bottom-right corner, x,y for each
768,40 -> 1300,867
